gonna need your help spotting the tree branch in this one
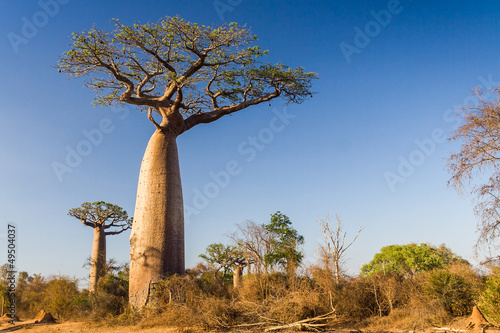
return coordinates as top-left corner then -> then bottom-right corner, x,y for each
148,108 -> 163,131
82,219 -> 96,228
184,89 -> 280,131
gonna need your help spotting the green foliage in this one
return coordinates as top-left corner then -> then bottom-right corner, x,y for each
16,263 -> 130,322
86,264 -> 130,319
0,264 -> 14,314
57,16 -> 317,111
16,274 -> 82,320
42,277 -> 81,320
199,243 -> 244,276
425,269 -> 475,316
361,243 -> 466,278
479,267 -> 500,325
68,201 -> 130,231
16,272 -> 46,317
263,212 -> 304,272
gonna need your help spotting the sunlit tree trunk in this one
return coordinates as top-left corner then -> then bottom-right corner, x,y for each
129,128 -> 184,308
89,226 -> 106,293
233,264 -> 247,289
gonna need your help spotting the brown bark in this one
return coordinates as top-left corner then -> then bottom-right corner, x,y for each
129,126 -> 184,308
89,226 -> 106,293
233,265 -> 243,289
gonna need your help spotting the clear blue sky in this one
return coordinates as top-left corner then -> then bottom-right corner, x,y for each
1,0 -> 499,285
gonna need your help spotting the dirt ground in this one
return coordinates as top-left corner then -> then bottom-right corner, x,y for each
0,321 -> 188,332
4,321 -> 500,333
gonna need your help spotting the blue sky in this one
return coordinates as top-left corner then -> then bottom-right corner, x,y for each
1,0 -> 499,285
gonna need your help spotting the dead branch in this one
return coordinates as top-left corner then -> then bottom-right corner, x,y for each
262,311 -> 337,332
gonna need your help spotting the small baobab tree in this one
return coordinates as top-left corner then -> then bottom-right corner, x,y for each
57,16 -> 316,307
199,243 -> 246,289
68,201 -> 131,292
318,215 -> 362,284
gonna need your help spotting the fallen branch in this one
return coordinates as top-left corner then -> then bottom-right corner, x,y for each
263,311 -> 337,332
432,328 -> 469,332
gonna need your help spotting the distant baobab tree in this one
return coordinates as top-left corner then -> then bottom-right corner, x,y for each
57,16 -> 317,308
68,201 -> 131,292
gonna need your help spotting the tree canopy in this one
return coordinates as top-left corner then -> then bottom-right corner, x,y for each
262,212 -> 304,272
57,16 -> 317,132
199,243 -> 245,276
68,201 -> 131,235
361,243 -> 466,278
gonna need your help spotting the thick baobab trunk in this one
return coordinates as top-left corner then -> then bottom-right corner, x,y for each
233,266 -> 243,289
129,128 -> 184,308
89,226 -> 106,293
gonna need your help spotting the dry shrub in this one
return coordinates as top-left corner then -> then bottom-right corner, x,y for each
139,304 -> 198,329
332,277 -> 378,320
153,274 -> 203,308
196,297 -> 242,328
237,273 -> 289,302
401,275 -> 453,327
264,289 -> 324,323
237,273 -> 329,324
149,275 -> 240,329
363,305 -> 450,332
362,275 -> 455,331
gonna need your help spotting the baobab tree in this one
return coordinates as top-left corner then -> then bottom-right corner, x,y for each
199,243 -> 247,289
68,201 -> 131,292
57,16 -> 317,307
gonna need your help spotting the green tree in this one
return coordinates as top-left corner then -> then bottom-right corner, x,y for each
57,16 -> 317,308
479,267 -> 500,325
15,272 -> 45,317
68,202 -> 131,292
425,269 -> 475,317
89,262 -> 130,317
41,276 -> 80,321
0,264 -> 13,316
199,243 -> 245,277
361,243 -> 465,278
263,212 -> 304,274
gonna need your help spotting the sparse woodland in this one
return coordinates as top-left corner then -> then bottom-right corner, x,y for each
7,13 -> 500,333
3,214 -> 500,332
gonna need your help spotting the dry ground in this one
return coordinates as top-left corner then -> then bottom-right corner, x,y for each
2,322 -> 500,333
0,321 -> 190,332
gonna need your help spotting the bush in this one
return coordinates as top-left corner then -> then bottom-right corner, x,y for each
425,264 -> 481,317
37,276 -> 81,321
479,267 -> 500,325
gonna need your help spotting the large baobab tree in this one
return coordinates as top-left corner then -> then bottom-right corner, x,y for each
68,201 -> 131,292
57,16 -> 317,308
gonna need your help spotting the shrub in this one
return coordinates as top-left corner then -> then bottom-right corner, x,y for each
425,264 -> 481,317
39,276 -> 81,321
479,267 -> 500,325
